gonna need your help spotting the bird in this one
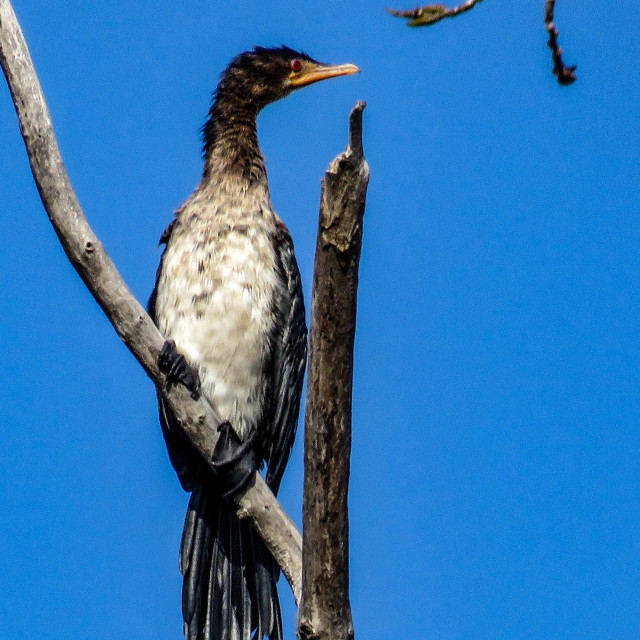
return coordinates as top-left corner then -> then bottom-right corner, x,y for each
148,46 -> 359,640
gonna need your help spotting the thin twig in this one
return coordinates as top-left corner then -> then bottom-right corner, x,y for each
387,0 -> 483,27
545,0 -> 577,85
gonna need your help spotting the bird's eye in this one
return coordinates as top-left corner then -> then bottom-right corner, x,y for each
291,59 -> 302,72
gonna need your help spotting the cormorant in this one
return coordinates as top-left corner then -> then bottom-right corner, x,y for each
148,46 -> 359,640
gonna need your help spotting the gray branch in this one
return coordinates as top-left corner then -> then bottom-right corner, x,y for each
0,0 -> 302,603
298,102 -> 369,640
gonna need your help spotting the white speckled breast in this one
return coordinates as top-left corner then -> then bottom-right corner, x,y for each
154,181 -> 282,439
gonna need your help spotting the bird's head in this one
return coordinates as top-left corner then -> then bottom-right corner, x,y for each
216,46 -> 360,110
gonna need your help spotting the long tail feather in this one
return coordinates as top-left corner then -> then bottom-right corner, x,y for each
179,479 -> 282,640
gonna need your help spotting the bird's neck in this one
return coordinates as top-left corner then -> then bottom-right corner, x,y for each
201,96 -> 267,188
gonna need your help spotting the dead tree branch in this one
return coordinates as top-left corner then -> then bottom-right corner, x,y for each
387,0 -> 484,27
298,102 -> 369,640
389,0 -> 577,86
0,0 -> 302,603
545,0 -> 577,85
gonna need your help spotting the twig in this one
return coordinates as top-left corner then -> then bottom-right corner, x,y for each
387,0 -> 483,27
0,0 -> 302,603
298,101 -> 369,640
545,0 -> 577,85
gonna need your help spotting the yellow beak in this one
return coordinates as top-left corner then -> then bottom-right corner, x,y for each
289,62 -> 360,88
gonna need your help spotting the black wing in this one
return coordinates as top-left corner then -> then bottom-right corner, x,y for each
149,219 -> 202,492
263,223 -> 307,494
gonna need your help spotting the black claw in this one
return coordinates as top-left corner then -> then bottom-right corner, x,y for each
159,340 -> 201,400
211,422 -> 257,500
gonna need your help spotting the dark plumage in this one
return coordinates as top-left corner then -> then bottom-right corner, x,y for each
202,47 -> 315,161
149,47 -> 358,640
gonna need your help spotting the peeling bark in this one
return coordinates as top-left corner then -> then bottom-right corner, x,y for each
299,102 -> 369,640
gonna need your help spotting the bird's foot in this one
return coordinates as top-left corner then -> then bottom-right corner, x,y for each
212,422 -> 258,499
158,340 -> 201,400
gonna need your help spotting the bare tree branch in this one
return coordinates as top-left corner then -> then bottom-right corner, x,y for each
387,0 -> 484,27
298,102 -> 369,640
0,0 -> 302,603
389,0 -> 577,87
545,0 -> 577,85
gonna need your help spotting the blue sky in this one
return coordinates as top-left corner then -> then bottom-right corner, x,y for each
1,1 -> 639,638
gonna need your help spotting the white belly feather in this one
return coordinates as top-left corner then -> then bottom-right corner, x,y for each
154,193 -> 280,439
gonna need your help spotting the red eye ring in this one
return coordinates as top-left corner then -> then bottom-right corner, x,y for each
291,59 -> 302,72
